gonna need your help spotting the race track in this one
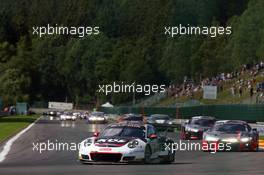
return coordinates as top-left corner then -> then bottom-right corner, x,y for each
0,117 -> 263,175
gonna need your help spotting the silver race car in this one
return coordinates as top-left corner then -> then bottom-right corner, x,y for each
60,112 -> 77,121
203,120 -> 259,151
87,112 -> 107,124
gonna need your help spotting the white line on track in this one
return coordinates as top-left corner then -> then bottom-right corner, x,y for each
0,117 -> 40,162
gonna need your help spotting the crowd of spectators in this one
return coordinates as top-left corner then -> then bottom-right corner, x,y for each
167,62 -> 264,100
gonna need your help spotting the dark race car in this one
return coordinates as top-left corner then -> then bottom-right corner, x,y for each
147,114 -> 172,125
203,120 -> 259,152
118,113 -> 143,122
180,116 -> 216,140
43,111 -> 57,116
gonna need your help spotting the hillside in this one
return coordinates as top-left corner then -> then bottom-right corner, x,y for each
154,64 -> 264,107
2,0 -> 264,107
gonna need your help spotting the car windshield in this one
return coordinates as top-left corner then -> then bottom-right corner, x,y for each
190,119 -> 215,127
152,115 -> 170,120
100,126 -> 145,138
213,124 -> 246,132
91,112 -> 104,116
123,114 -> 142,120
124,116 -> 143,121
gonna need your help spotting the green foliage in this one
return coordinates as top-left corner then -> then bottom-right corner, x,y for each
1,0 -> 263,107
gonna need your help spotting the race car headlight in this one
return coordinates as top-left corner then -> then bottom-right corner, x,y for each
240,137 -> 252,142
222,138 -> 238,143
189,128 -> 199,132
89,117 -> 105,121
205,135 -> 219,142
127,140 -> 139,149
185,127 -> 190,132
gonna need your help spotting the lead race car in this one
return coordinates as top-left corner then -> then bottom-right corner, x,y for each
78,121 -> 175,164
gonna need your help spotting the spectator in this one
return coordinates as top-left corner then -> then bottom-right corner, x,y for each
239,86 -> 243,98
250,86 -> 254,99
231,86 -> 235,96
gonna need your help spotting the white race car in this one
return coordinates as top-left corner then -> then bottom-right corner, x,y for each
79,121 -> 175,164
60,112 -> 76,121
88,112 -> 107,124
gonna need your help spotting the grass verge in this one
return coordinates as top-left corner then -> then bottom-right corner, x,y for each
0,115 -> 39,143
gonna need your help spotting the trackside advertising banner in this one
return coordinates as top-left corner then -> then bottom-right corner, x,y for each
48,102 -> 73,110
203,86 -> 217,100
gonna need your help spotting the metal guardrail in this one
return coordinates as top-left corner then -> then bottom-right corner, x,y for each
0,111 -> 9,118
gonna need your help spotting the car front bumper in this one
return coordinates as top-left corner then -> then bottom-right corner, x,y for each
79,146 -> 145,163
183,131 -> 203,140
202,140 -> 258,151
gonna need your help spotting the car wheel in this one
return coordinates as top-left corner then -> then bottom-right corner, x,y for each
144,145 -> 152,164
253,143 -> 259,152
169,149 -> 175,162
162,142 -> 175,164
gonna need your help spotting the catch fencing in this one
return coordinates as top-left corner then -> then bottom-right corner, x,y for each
100,104 -> 264,122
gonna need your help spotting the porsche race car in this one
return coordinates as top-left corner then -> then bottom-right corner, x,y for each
78,121 -> 175,164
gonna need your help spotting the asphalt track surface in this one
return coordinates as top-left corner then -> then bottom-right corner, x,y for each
0,117 -> 264,175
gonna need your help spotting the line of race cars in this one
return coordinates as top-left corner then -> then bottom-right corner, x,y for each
43,111 -> 260,164
43,111 -> 107,123
43,111 -> 178,126
180,116 -> 259,152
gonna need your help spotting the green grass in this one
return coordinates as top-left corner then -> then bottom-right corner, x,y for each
259,135 -> 264,140
0,115 -> 39,142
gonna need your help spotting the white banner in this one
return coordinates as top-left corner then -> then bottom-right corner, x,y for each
48,102 -> 73,110
203,86 -> 217,99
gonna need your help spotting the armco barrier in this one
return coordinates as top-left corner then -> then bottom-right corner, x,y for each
100,104 -> 264,122
0,98 -> 2,110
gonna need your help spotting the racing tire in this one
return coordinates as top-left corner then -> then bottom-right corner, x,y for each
180,131 -> 186,140
162,142 -> 175,164
253,143 -> 259,152
144,145 -> 152,164
161,153 -> 175,164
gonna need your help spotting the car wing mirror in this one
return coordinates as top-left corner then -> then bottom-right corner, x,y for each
252,128 -> 258,132
204,128 -> 209,132
149,134 -> 158,139
93,132 -> 100,137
